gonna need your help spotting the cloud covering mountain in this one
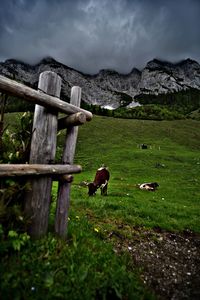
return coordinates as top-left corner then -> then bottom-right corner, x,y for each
0,0 -> 200,74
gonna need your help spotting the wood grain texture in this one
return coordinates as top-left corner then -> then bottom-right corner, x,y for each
0,164 -> 82,177
55,86 -> 82,237
24,71 -> 61,238
58,112 -> 86,130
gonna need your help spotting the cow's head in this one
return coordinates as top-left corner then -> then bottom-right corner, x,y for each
87,183 -> 97,196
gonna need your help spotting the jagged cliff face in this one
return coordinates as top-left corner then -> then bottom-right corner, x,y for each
0,57 -> 200,109
139,59 -> 200,95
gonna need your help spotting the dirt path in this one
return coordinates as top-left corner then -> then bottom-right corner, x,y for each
107,226 -> 200,299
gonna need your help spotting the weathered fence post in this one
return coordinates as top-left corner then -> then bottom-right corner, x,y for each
55,86 -> 81,237
24,71 -> 61,238
0,93 -> 7,148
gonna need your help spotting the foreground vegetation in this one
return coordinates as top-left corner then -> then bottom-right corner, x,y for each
1,113 -> 200,299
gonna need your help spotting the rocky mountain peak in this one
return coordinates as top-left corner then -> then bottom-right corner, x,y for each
0,57 -> 200,109
176,58 -> 198,66
129,67 -> 141,75
38,56 -> 58,64
145,58 -> 174,70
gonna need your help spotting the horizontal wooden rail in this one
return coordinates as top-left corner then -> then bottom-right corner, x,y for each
0,164 -> 82,177
58,112 -> 86,130
0,75 -> 92,121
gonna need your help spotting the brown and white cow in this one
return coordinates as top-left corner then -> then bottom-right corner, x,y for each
139,182 -> 159,191
87,166 -> 110,196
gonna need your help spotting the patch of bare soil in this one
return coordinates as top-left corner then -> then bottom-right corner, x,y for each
107,225 -> 200,300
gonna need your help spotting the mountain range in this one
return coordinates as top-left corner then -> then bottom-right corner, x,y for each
0,57 -> 200,109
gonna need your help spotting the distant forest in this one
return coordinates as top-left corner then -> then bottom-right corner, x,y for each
83,88 -> 200,120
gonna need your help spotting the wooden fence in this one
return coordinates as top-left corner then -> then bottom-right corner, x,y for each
0,71 -> 92,238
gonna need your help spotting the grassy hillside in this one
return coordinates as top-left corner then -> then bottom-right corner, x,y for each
2,113 -> 200,299
55,116 -> 200,232
4,113 -> 200,231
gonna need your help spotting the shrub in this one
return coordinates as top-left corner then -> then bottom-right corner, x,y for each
113,104 -> 184,120
0,111 -> 33,245
0,111 -> 33,163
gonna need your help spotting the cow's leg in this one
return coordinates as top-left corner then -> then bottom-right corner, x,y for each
100,181 -> 108,196
103,184 -> 108,195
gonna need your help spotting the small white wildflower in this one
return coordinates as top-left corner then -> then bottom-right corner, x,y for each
9,153 -> 13,160
22,112 -> 27,118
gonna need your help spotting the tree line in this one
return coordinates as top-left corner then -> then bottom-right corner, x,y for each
1,87 -> 200,120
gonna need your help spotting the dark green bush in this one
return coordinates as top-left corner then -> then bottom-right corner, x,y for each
4,96 -> 34,113
135,88 -> 200,115
0,111 -> 33,252
0,111 -> 33,163
113,104 -> 184,120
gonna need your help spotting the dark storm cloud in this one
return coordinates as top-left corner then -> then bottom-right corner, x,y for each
0,0 -> 200,74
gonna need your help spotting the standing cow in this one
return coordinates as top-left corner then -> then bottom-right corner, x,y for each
87,166 -> 110,196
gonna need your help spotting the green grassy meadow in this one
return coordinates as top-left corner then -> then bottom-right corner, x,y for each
55,116 -> 200,233
2,113 -> 200,299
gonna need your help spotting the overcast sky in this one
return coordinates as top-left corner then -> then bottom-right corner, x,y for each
0,0 -> 200,74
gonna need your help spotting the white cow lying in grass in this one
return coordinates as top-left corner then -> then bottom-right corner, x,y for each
139,182 -> 159,191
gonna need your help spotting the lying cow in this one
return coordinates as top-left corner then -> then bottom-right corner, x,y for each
139,182 -> 159,191
87,166 -> 110,196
